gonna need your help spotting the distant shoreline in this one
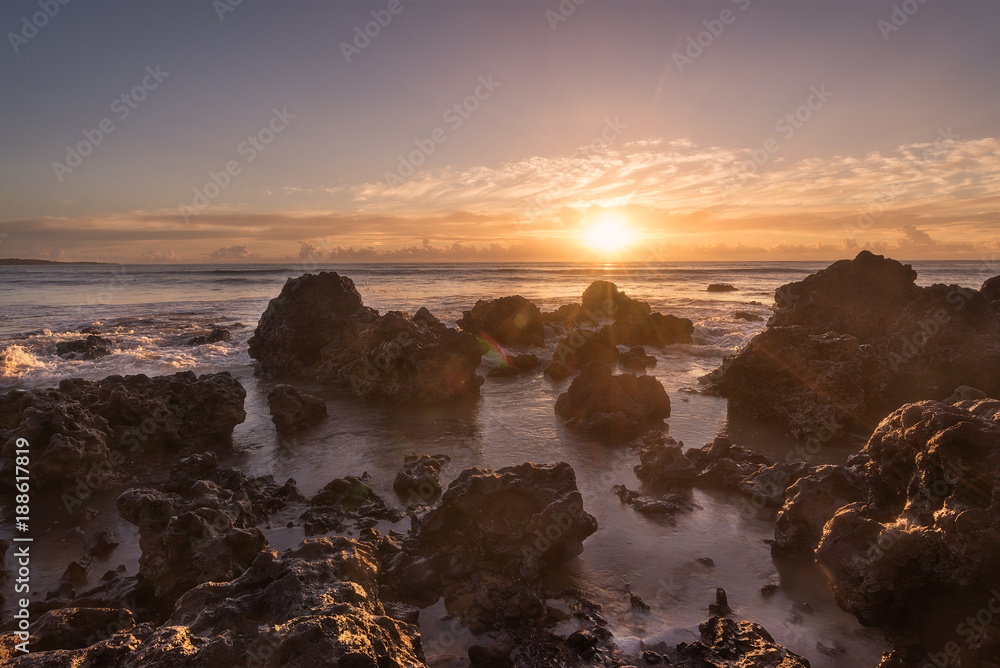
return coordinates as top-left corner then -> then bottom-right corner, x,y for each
0,258 -> 118,266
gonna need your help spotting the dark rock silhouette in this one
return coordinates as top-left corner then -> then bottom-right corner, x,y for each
249,272 -> 484,402
0,372 -> 245,489
545,329 -> 619,379
266,383 -> 326,435
487,352 -> 540,377
55,335 -> 112,360
707,283 -> 738,292
710,251 -> 1000,439
393,453 -> 450,506
555,361 -> 671,439
770,250 -> 919,342
186,328 -> 232,346
458,295 -> 544,348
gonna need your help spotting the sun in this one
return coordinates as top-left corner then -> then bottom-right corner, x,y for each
583,212 -> 635,252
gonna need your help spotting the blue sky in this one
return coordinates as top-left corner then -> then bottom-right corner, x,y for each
1,0 -> 999,261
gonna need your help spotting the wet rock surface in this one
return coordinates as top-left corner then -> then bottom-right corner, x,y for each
710,252 -> 1000,439
458,295 -> 545,348
185,328 -> 232,346
266,383 -> 327,434
386,461 -> 598,636
709,325 -> 881,440
487,352 -> 540,377
4,538 -> 427,668
393,454 -> 450,506
555,361 -> 671,439
55,335 -> 113,360
116,452 -> 302,607
299,473 -> 403,535
249,271 -> 484,401
772,465 -> 869,560
0,371 -> 246,489
706,283 -> 738,292
814,398 -> 1000,666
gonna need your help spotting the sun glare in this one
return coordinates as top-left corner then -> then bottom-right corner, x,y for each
583,212 -> 635,252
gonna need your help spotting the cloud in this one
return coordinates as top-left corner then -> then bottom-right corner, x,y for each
2,136 -> 999,262
210,245 -> 261,261
141,249 -> 178,261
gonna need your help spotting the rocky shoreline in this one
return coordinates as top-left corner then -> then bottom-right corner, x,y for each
1,253 -> 998,666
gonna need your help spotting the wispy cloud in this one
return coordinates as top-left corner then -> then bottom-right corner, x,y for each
2,137 -> 998,262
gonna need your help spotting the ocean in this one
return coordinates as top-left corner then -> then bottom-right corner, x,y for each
1,260 -> 996,666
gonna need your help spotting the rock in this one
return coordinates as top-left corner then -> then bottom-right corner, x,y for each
706,284 -> 738,292
86,530 -> 121,556
116,454 -> 301,606
541,303 -> 597,328
675,614 -> 810,668
0,387 -> 111,489
248,271 -> 368,378
412,462 -> 597,572
393,454 -> 450,506
601,313 -> 694,347
186,328 -> 232,346
708,254 -> 1000,442
634,436 -> 697,487
390,462 -> 598,630
733,310 -> 763,322
710,325 -> 882,440
116,485 -> 267,607
0,371 -> 246,490
29,608 -> 135,651
266,383 -> 327,435
545,328 -> 619,379
56,335 -> 113,360
4,538 -> 427,667
458,295 -> 545,348
696,557 -> 715,567
487,353 -> 540,377
300,474 -> 401,536
877,283 -> 1000,404
58,371 -> 247,452
708,588 -> 732,616
738,461 -> 817,508
249,272 -> 484,402
61,559 -> 91,582
684,437 -> 773,492
582,280 -> 650,320
555,361 -> 671,439
619,346 -> 656,370
773,465 -> 869,559
613,484 -> 694,519
815,399 -> 1000,666
760,583 -> 780,597
769,250 -> 920,343
630,592 -> 651,613
982,275 -> 1000,304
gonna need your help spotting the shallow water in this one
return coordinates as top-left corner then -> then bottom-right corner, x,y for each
2,260 -> 995,665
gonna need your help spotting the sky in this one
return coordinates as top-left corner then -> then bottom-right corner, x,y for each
1,0 -> 998,263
